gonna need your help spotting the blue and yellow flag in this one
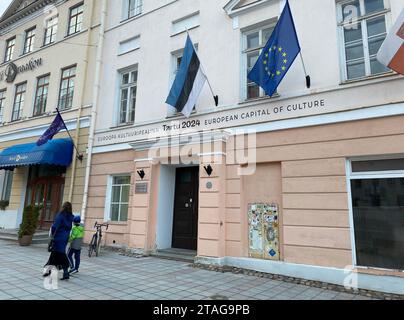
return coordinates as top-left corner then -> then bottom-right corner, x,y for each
248,0 -> 301,97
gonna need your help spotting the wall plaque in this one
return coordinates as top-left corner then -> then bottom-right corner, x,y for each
135,182 -> 148,194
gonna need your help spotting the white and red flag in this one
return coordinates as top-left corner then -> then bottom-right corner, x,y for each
377,8 -> 404,75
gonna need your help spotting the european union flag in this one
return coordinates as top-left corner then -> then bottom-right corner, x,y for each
248,0 -> 301,97
37,111 -> 67,146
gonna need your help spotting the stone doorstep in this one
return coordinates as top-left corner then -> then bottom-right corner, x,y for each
190,263 -> 404,301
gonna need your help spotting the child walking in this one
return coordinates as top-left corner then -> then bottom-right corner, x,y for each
68,216 -> 84,274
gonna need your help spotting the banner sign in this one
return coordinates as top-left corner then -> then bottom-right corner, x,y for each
95,98 -> 326,146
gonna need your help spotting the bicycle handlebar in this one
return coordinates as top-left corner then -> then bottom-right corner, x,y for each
94,221 -> 109,230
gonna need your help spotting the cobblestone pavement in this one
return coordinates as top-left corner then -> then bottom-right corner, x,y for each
0,240 -> 373,300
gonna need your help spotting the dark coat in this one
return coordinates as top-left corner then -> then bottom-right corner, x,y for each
51,211 -> 74,253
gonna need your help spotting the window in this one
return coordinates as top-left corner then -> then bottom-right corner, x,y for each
23,27 -> 36,54
349,158 -> 404,270
118,68 -> 137,124
0,90 -> 5,123
338,0 -> 390,80
33,75 -> 50,116
0,170 -> 13,202
68,3 -> 84,36
110,176 -> 130,222
172,12 -> 200,35
242,25 -> 275,100
118,36 -> 140,55
58,66 -> 76,110
44,16 -> 58,45
4,37 -> 15,62
127,0 -> 143,19
11,82 -> 27,121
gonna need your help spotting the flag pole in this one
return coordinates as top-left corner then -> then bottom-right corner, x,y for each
56,108 -> 84,161
299,52 -> 311,89
185,29 -> 219,106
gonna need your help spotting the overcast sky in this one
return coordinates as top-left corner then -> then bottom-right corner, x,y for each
0,0 -> 13,17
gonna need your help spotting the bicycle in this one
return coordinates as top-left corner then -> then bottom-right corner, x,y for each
88,221 -> 109,257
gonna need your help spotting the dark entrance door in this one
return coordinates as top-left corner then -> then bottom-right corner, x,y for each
172,167 -> 199,250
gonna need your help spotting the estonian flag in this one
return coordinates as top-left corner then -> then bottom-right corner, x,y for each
166,35 -> 207,118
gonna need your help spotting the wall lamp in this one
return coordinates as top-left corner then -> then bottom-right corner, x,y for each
204,165 -> 213,177
137,169 -> 145,180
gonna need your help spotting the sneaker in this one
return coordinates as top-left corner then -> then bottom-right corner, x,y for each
42,270 -> 51,278
60,276 -> 70,281
70,269 -> 79,275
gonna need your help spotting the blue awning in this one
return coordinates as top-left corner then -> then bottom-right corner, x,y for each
0,138 -> 74,170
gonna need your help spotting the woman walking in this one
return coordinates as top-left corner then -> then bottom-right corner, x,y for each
43,202 -> 74,280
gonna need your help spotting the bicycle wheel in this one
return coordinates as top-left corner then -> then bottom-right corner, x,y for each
96,235 -> 102,257
88,234 -> 98,257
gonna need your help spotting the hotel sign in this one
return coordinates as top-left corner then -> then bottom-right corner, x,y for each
0,58 -> 43,83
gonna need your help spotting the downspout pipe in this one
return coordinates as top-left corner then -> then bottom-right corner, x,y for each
81,0 -> 107,222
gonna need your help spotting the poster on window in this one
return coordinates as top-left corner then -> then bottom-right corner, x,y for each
248,203 -> 280,261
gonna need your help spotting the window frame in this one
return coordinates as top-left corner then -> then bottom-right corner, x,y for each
125,0 -> 143,20
4,37 -> 16,62
105,174 -> 131,222
0,89 -> 6,123
1,170 -> 13,202
44,15 -> 58,46
337,0 -> 392,82
11,82 -> 27,122
346,155 -> 404,271
58,65 -> 76,111
33,74 -> 50,117
117,67 -> 138,125
67,2 -> 84,36
241,22 -> 277,101
23,26 -> 36,55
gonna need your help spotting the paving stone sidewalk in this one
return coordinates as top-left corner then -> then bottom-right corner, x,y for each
0,240 -> 373,300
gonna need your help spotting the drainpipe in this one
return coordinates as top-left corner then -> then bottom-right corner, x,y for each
68,106 -> 82,202
68,0 -> 95,203
81,0 -> 107,222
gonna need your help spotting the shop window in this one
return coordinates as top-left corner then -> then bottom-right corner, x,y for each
0,170 -> 13,202
108,175 -> 131,222
349,158 -> 404,270
337,0 -> 390,81
242,23 -> 276,100
68,3 -> 84,36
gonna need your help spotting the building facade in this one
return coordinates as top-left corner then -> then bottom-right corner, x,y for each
1,0 -> 403,295
85,0 -> 404,294
0,0 -> 101,229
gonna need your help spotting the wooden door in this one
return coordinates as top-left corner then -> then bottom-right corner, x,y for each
26,177 -> 65,230
172,167 -> 199,250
